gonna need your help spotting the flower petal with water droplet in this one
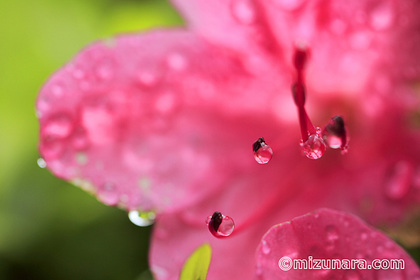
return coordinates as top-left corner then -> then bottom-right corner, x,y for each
256,209 -> 420,279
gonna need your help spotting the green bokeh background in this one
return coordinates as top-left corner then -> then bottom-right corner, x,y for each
0,1 -> 182,279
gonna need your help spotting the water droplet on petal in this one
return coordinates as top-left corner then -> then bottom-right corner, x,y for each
261,240 -> 271,255
128,210 -> 156,227
167,53 -> 187,71
231,0 -> 256,25
301,134 -> 326,159
43,113 -> 73,138
206,212 -> 235,238
370,2 -> 394,31
71,127 -> 89,150
385,161 -> 413,200
96,61 -> 114,80
97,183 -> 119,205
253,137 -> 273,164
51,83 -> 64,97
322,116 -> 349,152
37,158 -> 47,168
137,70 -> 158,87
325,225 -> 339,242
360,230 -> 368,241
272,0 -> 304,11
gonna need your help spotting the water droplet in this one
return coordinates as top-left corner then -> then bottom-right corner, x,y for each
231,0 -> 256,25
96,61 -> 114,80
370,2 -> 394,31
71,128 -> 89,150
72,67 -> 85,80
75,152 -> 88,165
37,158 -> 47,168
301,134 -> 326,159
385,161 -> 413,200
167,53 -> 187,71
253,137 -> 273,164
51,83 -> 64,97
326,225 -> 339,242
206,212 -> 235,238
261,240 -> 271,255
361,231 -> 368,241
330,19 -> 347,35
322,116 -> 348,152
128,210 -> 156,227
42,113 -> 73,138
98,188 -> 119,205
272,0 -> 304,11
137,70 -> 158,87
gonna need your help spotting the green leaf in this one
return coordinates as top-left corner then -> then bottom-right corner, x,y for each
179,243 -> 212,280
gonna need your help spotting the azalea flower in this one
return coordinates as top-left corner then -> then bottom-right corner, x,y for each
37,0 -> 420,279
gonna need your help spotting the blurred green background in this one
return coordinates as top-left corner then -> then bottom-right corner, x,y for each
0,0 -> 182,279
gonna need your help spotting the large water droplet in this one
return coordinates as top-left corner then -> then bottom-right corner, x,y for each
231,0 -> 256,25
261,240 -> 271,255
301,134 -> 326,159
128,210 -> 156,227
322,116 -> 348,152
206,212 -> 235,238
37,158 -> 47,168
385,161 -> 413,200
253,137 -> 273,164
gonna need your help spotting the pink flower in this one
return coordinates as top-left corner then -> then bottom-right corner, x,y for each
37,0 -> 420,279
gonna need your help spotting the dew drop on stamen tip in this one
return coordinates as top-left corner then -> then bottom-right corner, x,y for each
128,210 -> 156,227
206,212 -> 235,238
300,134 -> 326,160
253,137 -> 273,164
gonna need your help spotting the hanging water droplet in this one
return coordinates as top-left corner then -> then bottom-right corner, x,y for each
261,240 -> 271,255
253,137 -> 273,164
231,0 -> 256,25
128,210 -> 156,227
301,134 -> 326,159
206,212 -> 235,238
322,115 -> 349,152
37,158 -> 47,168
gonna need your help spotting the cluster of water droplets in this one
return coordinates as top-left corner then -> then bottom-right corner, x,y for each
206,212 -> 235,238
299,116 -> 349,160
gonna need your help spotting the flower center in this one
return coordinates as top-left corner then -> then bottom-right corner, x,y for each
291,46 -> 349,159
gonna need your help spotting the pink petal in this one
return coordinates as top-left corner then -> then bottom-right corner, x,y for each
256,208 -> 420,279
37,29 -> 292,213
